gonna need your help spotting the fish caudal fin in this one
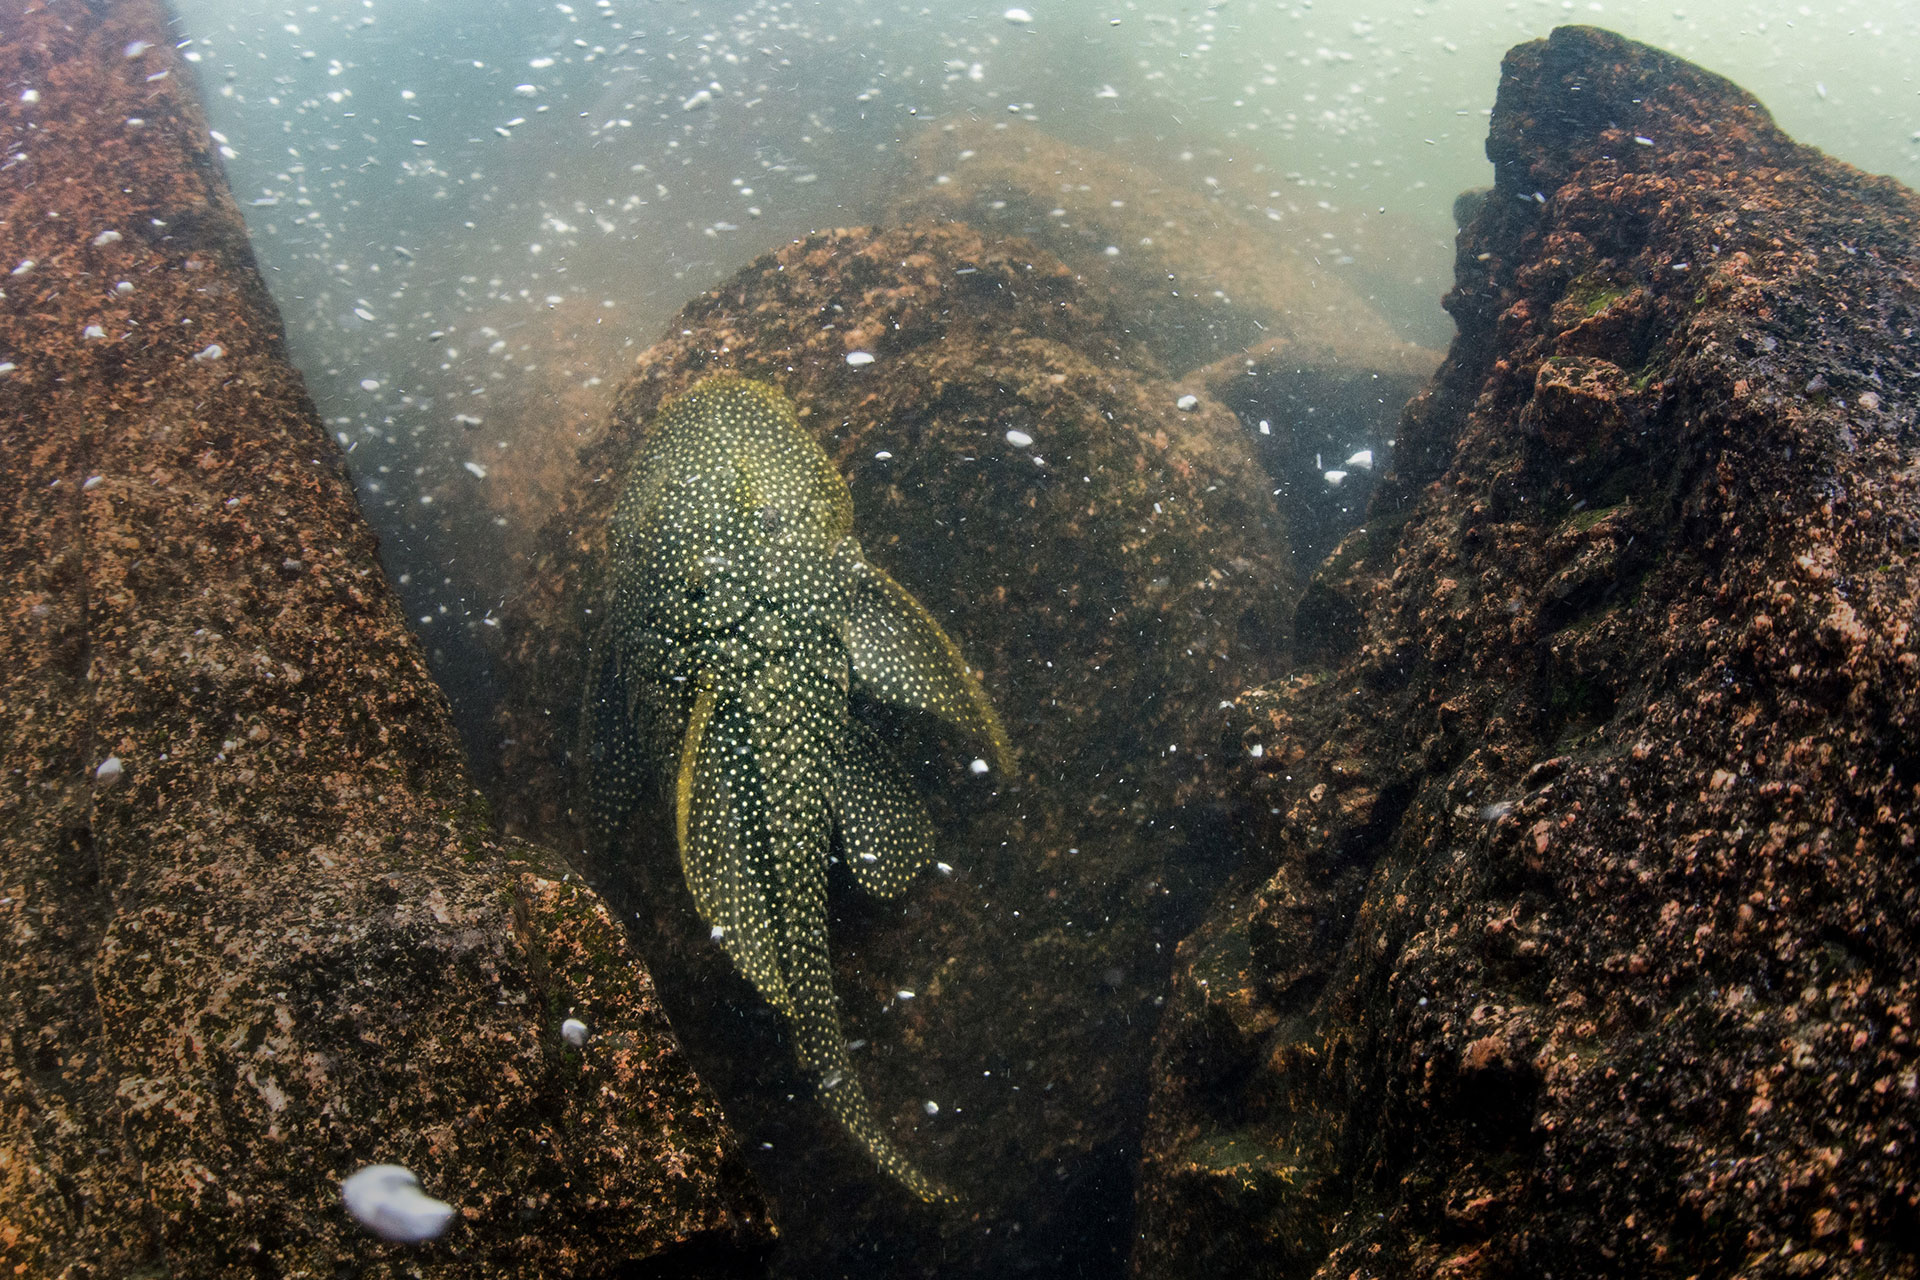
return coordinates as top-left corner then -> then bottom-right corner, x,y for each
784,938 -> 957,1204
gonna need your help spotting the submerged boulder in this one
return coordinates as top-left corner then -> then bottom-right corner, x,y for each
1134,26 -> 1920,1280
0,4 -> 766,1274
497,221 -> 1292,1275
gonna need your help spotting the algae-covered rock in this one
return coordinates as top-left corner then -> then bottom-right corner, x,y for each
498,221 -> 1292,1274
0,4 -> 766,1274
1133,26 -> 1920,1280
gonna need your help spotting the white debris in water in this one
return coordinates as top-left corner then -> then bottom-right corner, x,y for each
969,758 -> 990,775
859,851 -> 878,863
82,325 -> 107,340
92,230 -> 122,247
340,1165 -> 455,1243
192,344 -> 224,362
845,350 -> 875,366
681,87 -> 714,111
115,281 -> 133,294
463,461 -> 488,479
1323,469 -> 1349,487
1345,448 -> 1374,470
513,83 -> 540,97
1258,419 -> 1272,435
82,475 -> 103,491
359,378 -> 380,391
710,924 -> 726,941
1479,800 -> 1515,822
0,362 -> 15,374
936,862 -> 954,876
874,450 -> 893,460
1003,8 -> 1033,24
123,41 -> 152,58
923,1099 -> 940,1115
19,90 -> 38,105
560,1017 -> 589,1047
11,260 -> 34,275
1005,429 -> 1033,447
1634,135 -> 1654,147
95,756 -> 123,788
1175,394 -> 1198,411
896,989 -> 915,1000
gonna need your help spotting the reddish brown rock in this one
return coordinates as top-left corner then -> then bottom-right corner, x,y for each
0,3 -> 766,1274
495,221 -> 1292,1275
1135,25 -> 1920,1280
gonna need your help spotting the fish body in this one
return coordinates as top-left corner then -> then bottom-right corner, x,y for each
586,375 -> 1009,1203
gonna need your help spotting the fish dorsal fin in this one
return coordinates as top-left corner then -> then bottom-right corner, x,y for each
832,720 -> 937,899
677,679 -> 792,1016
843,555 -> 1014,775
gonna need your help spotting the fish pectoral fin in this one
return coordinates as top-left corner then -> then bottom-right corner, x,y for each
844,556 -> 1014,775
677,680 -> 792,1016
832,721 -> 937,900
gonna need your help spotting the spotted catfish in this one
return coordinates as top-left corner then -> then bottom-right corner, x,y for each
585,375 -> 1010,1203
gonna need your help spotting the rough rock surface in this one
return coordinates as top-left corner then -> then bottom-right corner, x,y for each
887,121 -> 1440,582
0,3 -> 766,1274
496,222 -> 1292,1276
1133,26 -> 1920,1280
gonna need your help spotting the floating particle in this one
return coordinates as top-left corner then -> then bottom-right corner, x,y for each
560,1017 -> 589,1047
359,378 -> 381,391
936,862 -> 954,876
1323,469 -> 1349,487
1175,394 -> 1198,411
1634,135 -> 1654,147
681,88 -> 713,111
1344,448 -> 1374,470
82,475 -> 103,491
340,1165 -> 455,1243
1004,428 -> 1033,447
513,83 -> 539,97
1258,419 -> 1272,435
969,758 -> 990,775
19,89 -> 39,104
96,756 -> 123,788
353,307 -> 376,322
0,362 -> 15,373
1104,245 -> 1120,255
123,41 -> 151,58
463,461 -> 488,479
92,230 -> 122,247
1003,7 -> 1032,22
710,924 -> 726,941
115,281 -> 133,294
896,989 -> 915,1001
923,1099 -> 940,1115
1479,800 -> 1515,822
11,260 -> 33,275
874,450 -> 893,460
83,324 -> 107,339
192,343 -> 223,362
845,350 -> 875,366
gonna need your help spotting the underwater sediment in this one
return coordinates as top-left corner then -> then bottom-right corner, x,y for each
0,3 -> 767,1274
1134,25 -> 1920,1280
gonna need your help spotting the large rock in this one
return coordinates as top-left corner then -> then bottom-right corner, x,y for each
496,221 -> 1292,1275
0,4 -> 766,1274
889,121 -> 1441,583
1133,26 -> 1920,1280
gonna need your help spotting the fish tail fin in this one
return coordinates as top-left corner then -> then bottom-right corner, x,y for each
786,945 -> 957,1204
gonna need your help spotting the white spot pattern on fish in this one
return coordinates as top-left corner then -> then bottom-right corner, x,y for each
585,376 -> 1011,1203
